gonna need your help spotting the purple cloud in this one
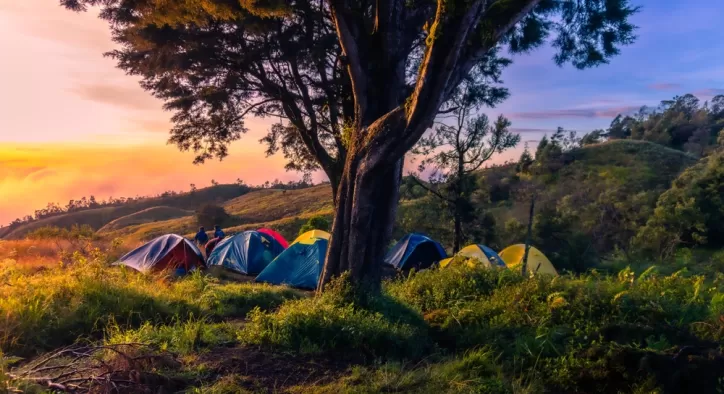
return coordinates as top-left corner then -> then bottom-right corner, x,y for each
648,83 -> 681,91
509,128 -> 554,134
692,88 -> 724,98
509,105 -> 642,120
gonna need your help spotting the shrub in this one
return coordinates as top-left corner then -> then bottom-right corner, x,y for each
195,204 -> 231,228
298,215 -> 330,235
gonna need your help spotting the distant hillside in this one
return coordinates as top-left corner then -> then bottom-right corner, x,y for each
102,185 -> 334,242
395,140 -> 697,260
98,206 -> 193,232
3,184 -> 251,239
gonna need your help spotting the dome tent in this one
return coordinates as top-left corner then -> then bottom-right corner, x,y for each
384,233 -> 447,271
499,244 -> 558,276
291,229 -> 330,246
206,231 -> 285,277
439,244 -> 506,269
255,230 -> 330,290
258,228 -> 289,249
115,234 -> 204,274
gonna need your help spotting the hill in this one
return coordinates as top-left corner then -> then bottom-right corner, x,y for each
97,206 -> 193,232
396,140 -> 697,267
101,185 -> 334,242
3,184 -> 251,239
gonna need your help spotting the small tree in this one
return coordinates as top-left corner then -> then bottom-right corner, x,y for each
211,179 -> 219,186
195,204 -> 231,228
413,96 -> 519,252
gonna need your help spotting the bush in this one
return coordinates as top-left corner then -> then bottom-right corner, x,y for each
298,215 -> 330,235
195,204 -> 231,228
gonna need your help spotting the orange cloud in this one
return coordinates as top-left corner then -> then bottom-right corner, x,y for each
0,142 -> 304,225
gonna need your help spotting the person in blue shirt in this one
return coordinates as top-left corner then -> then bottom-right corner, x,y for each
194,227 -> 209,246
213,225 -> 225,239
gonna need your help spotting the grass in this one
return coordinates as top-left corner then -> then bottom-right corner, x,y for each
0,251 -> 304,356
97,206 -> 192,232
3,259 -> 723,392
100,185 -> 334,242
2,184 -> 251,240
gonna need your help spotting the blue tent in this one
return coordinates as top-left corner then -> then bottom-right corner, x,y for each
206,231 -> 285,276
384,233 -> 447,270
255,235 -> 329,289
115,234 -> 204,274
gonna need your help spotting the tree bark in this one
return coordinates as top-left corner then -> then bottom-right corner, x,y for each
318,149 -> 403,294
522,194 -> 536,276
453,207 -> 462,253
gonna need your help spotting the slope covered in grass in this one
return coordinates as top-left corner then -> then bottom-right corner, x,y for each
3,184 -> 251,240
98,206 -> 193,232
106,185 -> 334,242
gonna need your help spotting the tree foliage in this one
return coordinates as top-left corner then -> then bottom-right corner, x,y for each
413,92 -> 519,251
635,150 -> 724,258
606,93 -> 724,156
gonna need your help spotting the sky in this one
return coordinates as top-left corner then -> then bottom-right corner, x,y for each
0,0 -> 723,225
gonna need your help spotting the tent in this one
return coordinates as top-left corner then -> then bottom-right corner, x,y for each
255,230 -> 330,289
292,229 -> 331,246
258,228 -> 289,248
499,244 -> 558,276
206,231 -> 285,276
439,244 -> 506,269
384,233 -> 447,270
115,234 -> 204,274
205,237 -> 223,257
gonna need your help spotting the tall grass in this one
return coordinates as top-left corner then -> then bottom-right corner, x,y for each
0,252 -> 304,356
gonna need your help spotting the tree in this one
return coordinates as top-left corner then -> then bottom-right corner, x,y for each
63,0 -> 638,291
516,143 -> 534,174
413,97 -> 519,252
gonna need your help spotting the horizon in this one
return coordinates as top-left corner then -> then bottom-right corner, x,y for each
1,0 -> 723,225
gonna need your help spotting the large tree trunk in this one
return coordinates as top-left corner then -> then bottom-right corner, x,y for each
317,150 -> 403,294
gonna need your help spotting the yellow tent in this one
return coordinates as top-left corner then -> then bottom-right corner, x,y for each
499,244 -> 558,276
291,230 -> 331,246
439,244 -> 505,269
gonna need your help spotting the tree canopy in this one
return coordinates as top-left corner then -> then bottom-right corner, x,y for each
62,0 -> 638,191
607,93 -> 724,156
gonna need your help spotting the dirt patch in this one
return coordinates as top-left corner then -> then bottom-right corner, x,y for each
197,346 -> 352,392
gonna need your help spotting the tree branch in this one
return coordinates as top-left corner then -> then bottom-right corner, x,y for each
409,175 -> 455,203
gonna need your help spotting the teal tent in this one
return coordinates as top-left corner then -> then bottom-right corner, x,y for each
206,231 -> 285,276
255,235 -> 329,289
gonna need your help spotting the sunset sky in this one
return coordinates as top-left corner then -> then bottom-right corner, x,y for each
1,0 -> 723,225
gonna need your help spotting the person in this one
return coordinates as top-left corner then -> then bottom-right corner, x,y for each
213,225 -> 225,239
194,226 -> 209,246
